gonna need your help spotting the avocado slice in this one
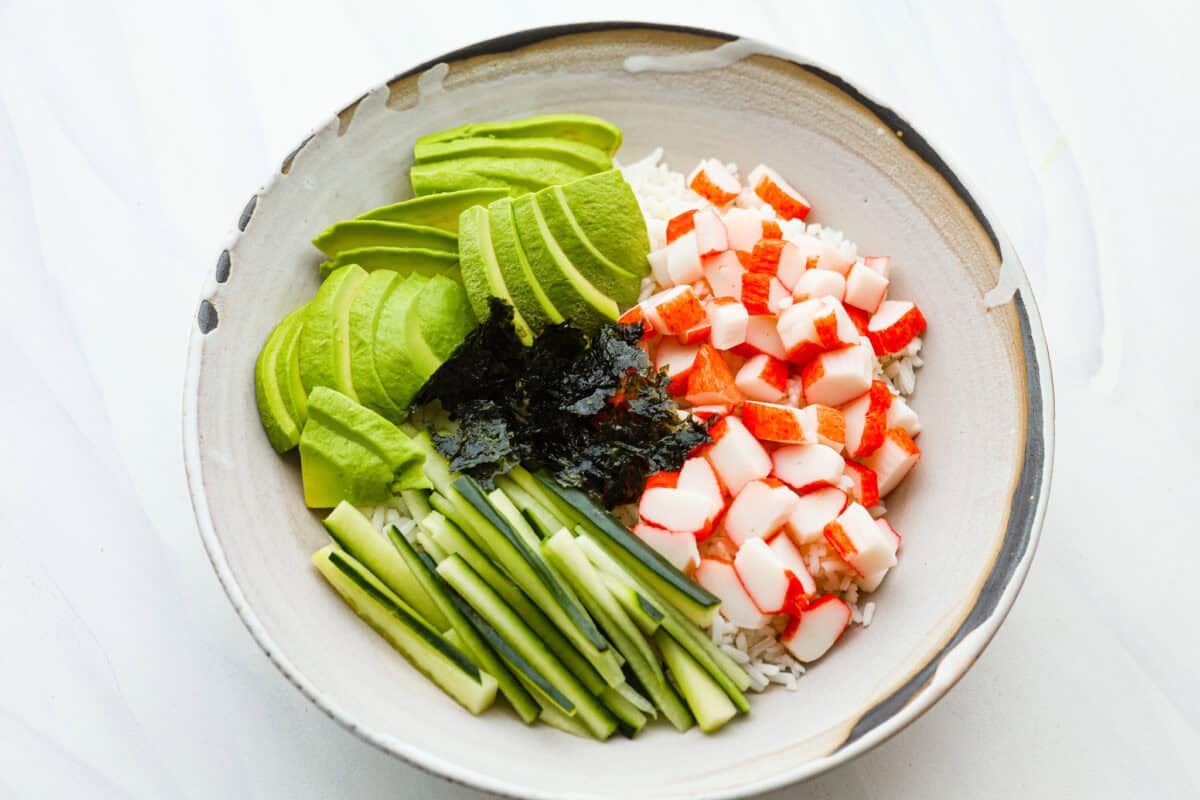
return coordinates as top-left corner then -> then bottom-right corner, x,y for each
410,158 -> 595,198
416,114 -> 622,156
511,194 -> 618,332
356,188 -> 509,232
414,274 -> 477,361
536,186 -> 642,307
298,264 -> 368,399
558,170 -> 652,278
458,204 -> 534,343
299,386 -> 427,507
274,304 -> 309,429
373,275 -> 436,412
414,137 -> 611,174
313,220 -> 457,258
318,247 -> 460,280
254,305 -> 307,452
348,270 -> 408,422
489,197 -> 563,334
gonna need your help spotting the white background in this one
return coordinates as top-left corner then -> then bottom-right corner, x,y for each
2,1 -> 1198,798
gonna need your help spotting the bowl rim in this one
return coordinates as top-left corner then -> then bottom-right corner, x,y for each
182,21 -> 1054,799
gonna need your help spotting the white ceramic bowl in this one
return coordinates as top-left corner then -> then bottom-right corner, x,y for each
184,23 -> 1053,799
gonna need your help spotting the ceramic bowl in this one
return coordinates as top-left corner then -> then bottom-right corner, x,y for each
183,22 -> 1053,799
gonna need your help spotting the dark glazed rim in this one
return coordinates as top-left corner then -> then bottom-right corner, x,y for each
186,20 -> 1054,800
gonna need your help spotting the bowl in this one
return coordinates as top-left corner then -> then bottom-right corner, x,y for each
183,22 -> 1053,799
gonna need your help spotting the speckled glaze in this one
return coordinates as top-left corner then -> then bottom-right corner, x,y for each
183,23 -> 1052,800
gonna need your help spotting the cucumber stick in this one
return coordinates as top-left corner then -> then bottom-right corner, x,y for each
322,502 -> 449,630
386,527 -> 540,723
424,512 -> 608,694
494,475 -> 564,539
486,487 -> 542,550
603,574 -> 664,637
599,686 -> 648,737
450,476 -> 623,687
437,555 -> 617,740
534,472 -> 720,628
312,546 -> 496,714
400,489 -> 432,521
576,533 -> 753,710
543,530 -> 693,733
657,631 -> 738,734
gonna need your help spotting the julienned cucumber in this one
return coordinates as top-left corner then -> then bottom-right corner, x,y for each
386,526 -> 540,723
436,555 -> 618,740
599,685 -> 648,737
421,511 -> 608,694
450,476 -> 624,687
485,487 -> 543,550
532,472 -> 721,628
575,533 -> 753,711
603,573 -> 664,637
493,475 -> 562,539
322,502 -> 449,630
657,631 -> 739,734
543,530 -> 693,733
312,546 -> 497,714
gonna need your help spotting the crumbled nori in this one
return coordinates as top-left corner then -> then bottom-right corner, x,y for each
417,298 -> 709,504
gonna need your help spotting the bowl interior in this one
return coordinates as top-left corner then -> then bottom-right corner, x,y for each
186,26 -> 1045,800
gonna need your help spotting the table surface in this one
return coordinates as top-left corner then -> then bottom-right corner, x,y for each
2,1 -> 1197,798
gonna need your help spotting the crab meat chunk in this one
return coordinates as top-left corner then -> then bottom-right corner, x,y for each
734,353 -> 789,403
688,159 -> 742,206
723,479 -> 800,546
781,595 -> 851,662
748,164 -> 812,221
859,428 -> 921,497
785,486 -> 849,543
772,443 -> 845,493
633,523 -> 701,574
823,502 -> 898,576
800,342 -> 875,407
707,416 -> 773,495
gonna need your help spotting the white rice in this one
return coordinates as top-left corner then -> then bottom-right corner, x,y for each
620,148 -> 922,688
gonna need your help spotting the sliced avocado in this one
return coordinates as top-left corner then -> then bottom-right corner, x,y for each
348,270 -> 408,422
536,186 -> 641,307
298,264 -> 368,399
511,194 -> 617,332
274,304 -> 309,429
414,274 -> 477,361
299,386 -> 427,507
373,275 -> 434,412
313,220 -> 457,258
416,114 -> 622,156
410,158 -> 594,198
356,188 -> 509,232
254,305 -> 307,452
558,170 -> 651,278
318,247 -> 460,280
489,197 -> 563,334
414,137 -> 611,174
458,205 -> 534,343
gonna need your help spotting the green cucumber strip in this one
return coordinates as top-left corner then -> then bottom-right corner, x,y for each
543,531 -> 693,732
450,477 -> 620,679
576,533 -> 753,708
428,492 -> 490,556
322,502 -> 448,630
505,465 -> 579,527
603,573 -> 664,637
424,513 -> 607,694
415,529 -> 447,562
657,631 -> 739,734
537,701 -> 594,740
494,475 -> 564,538
400,489 -> 433,522
386,528 -> 539,722
486,487 -> 542,551
599,685 -> 648,737
313,546 -> 496,715
534,472 -> 719,627
612,679 -> 656,718
437,555 -> 617,740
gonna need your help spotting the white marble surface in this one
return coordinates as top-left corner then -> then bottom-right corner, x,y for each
1,1 -> 1197,797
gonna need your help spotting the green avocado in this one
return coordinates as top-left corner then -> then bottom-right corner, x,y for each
414,137 -> 611,174
535,185 -> 641,307
558,170 -> 651,277
489,197 -> 563,334
348,270 -> 408,422
318,247 -> 460,280
313,220 -> 457,258
254,304 -> 308,452
274,305 -> 309,429
298,264 -> 368,400
415,114 -> 622,155
373,275 -> 435,412
511,194 -> 617,332
414,274 -> 477,361
356,188 -> 509,232
299,386 -> 427,508
410,157 -> 595,198
458,205 -> 534,342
